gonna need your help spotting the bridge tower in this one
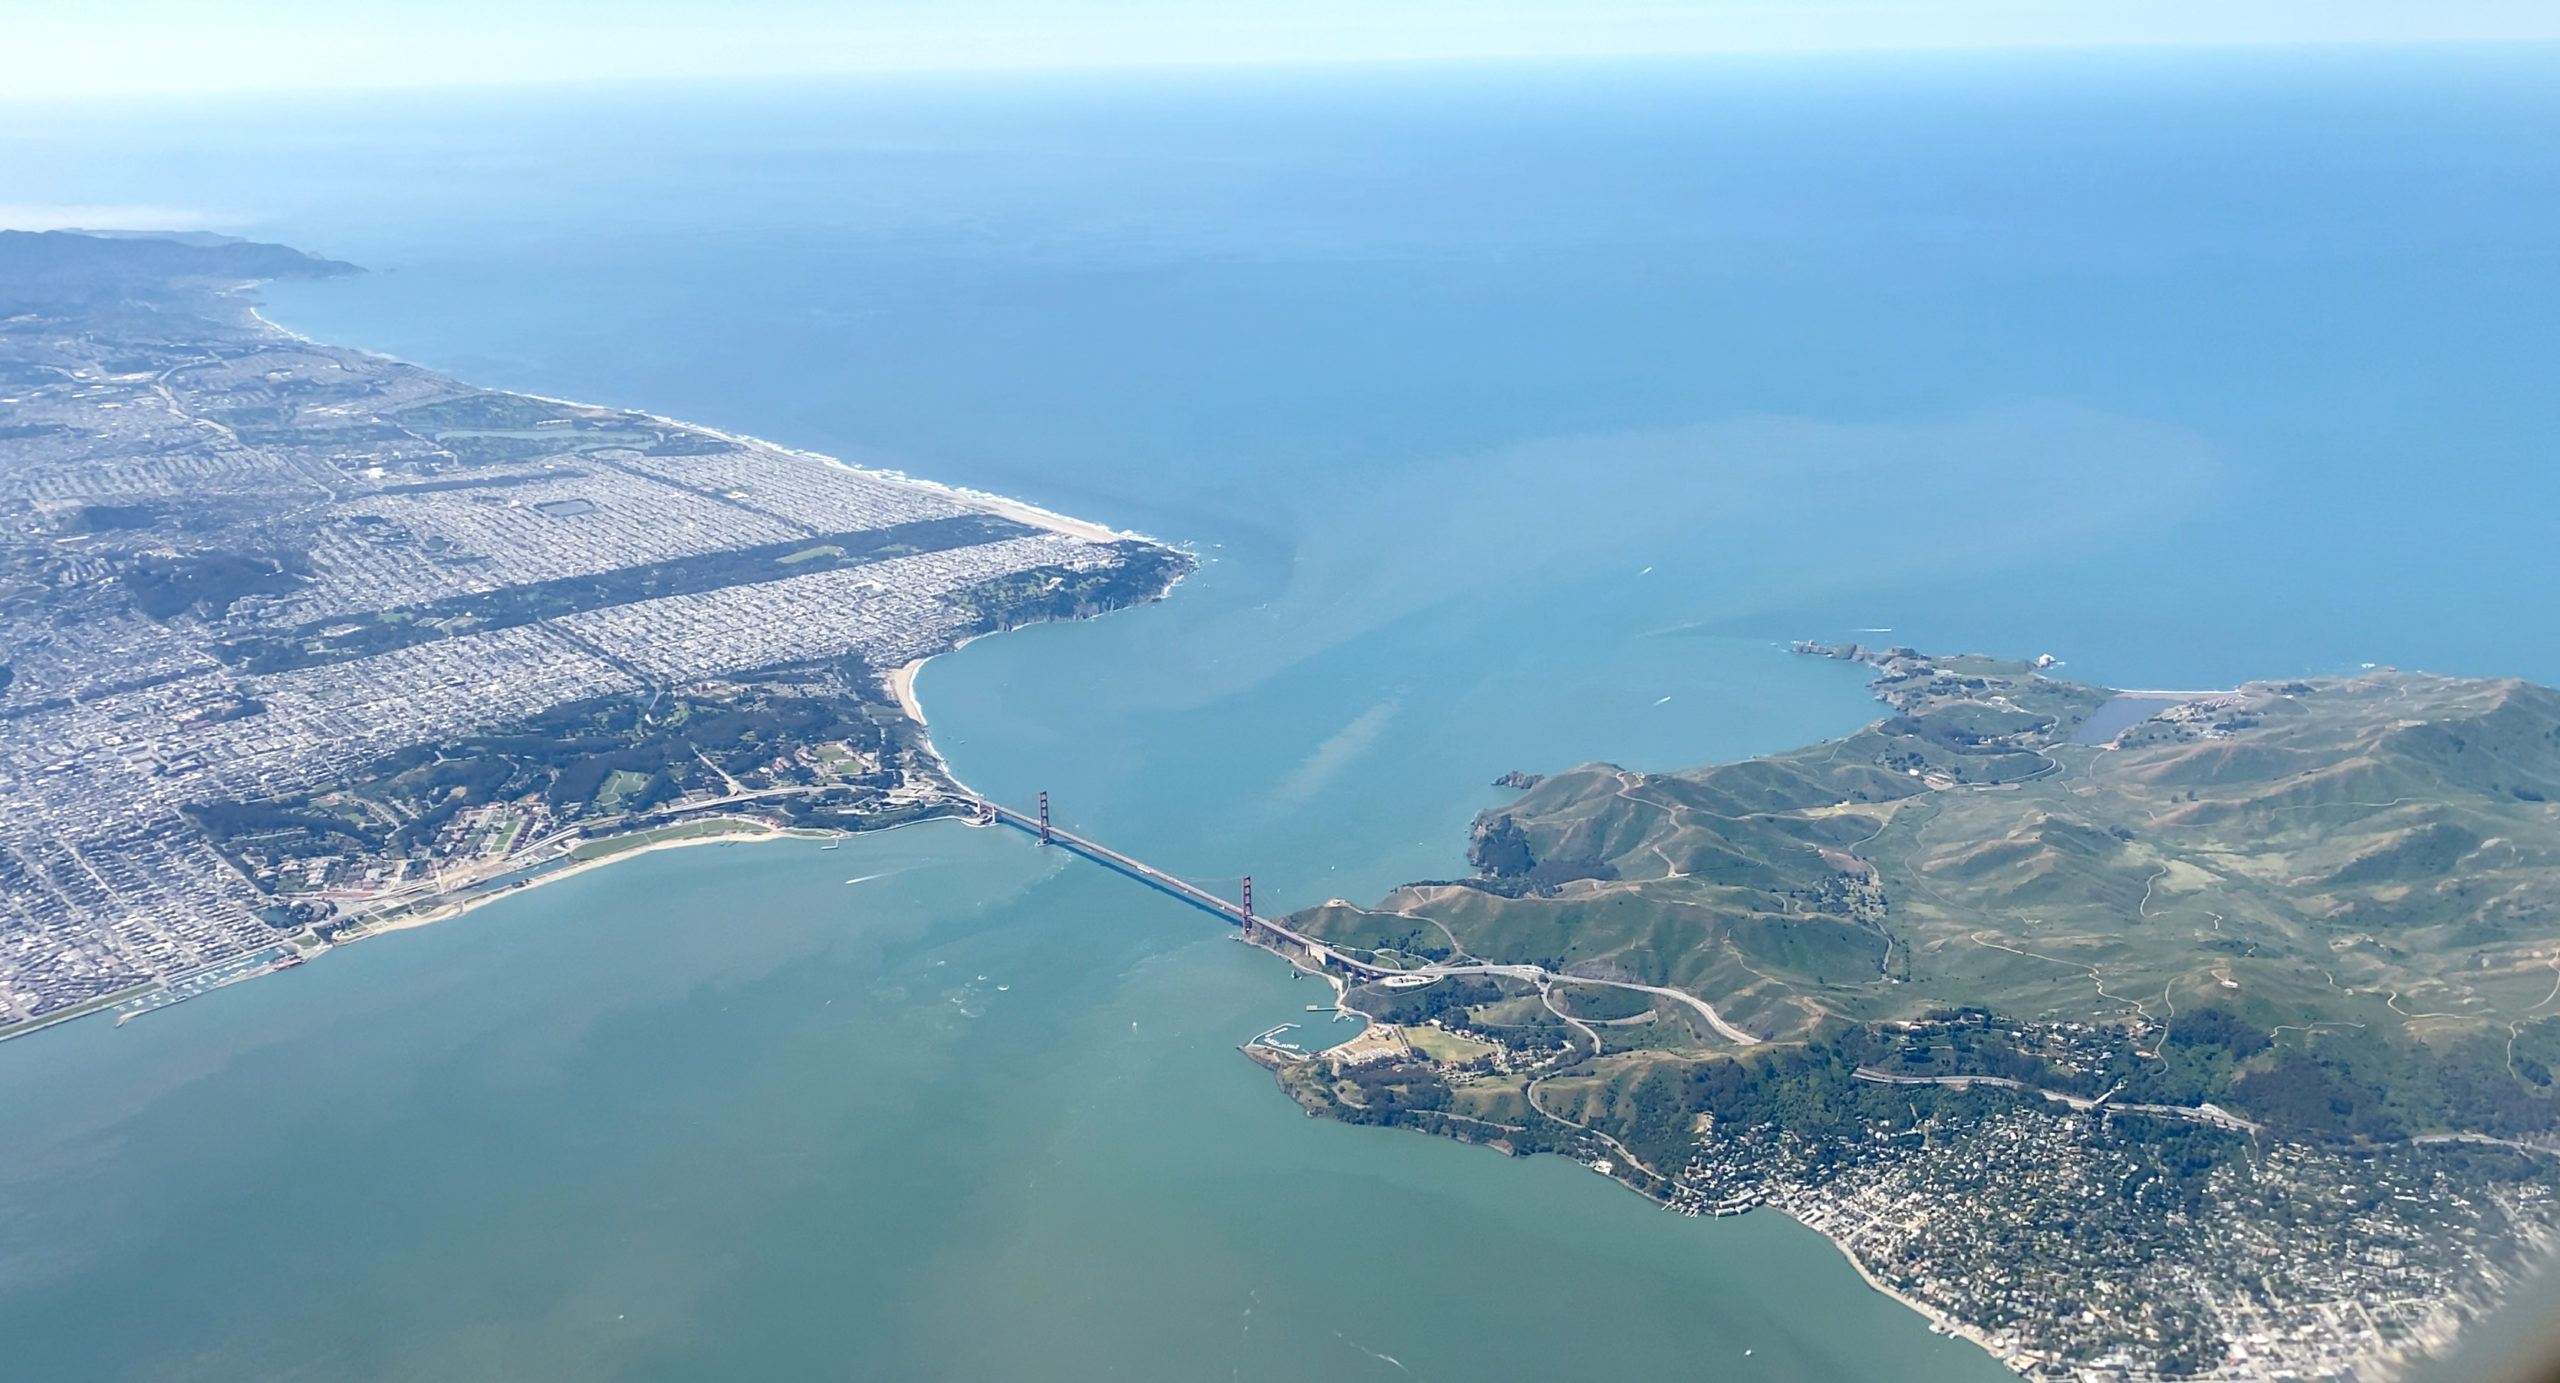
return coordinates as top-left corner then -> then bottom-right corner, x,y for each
1240,876 -> 1254,934
1037,791 -> 1051,845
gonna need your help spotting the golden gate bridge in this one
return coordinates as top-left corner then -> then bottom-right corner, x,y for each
961,790 -> 1389,980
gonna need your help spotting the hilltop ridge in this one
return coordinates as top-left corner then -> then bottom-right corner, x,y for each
1256,645 -> 2560,1380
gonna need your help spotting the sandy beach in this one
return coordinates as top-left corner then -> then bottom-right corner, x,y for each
353,817 -> 816,939
886,657 -> 929,726
248,302 -> 1151,553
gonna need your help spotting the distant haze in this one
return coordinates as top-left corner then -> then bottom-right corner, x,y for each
5,0 -> 2560,100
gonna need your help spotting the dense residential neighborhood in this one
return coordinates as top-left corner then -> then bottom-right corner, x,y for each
0,234 -> 1186,1028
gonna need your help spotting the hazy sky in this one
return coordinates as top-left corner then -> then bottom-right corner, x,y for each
7,0 -> 2558,99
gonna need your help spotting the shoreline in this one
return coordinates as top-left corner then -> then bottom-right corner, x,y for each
348,804 -> 966,944
1240,905 -> 2018,1369
242,303 -> 1157,550
885,657 -> 929,728
32,804 -> 976,1046
352,818 -> 823,940
1237,925 -> 1991,1369
1584,1154 -> 2016,1371
1787,1206 -> 2018,1371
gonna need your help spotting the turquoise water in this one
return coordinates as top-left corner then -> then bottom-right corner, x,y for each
3,47 -> 2559,1380
0,833 -> 1994,1381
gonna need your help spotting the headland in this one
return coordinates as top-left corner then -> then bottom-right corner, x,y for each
1240,643 -> 2560,1381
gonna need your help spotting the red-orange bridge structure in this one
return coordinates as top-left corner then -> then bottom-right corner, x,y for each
964,792 -> 1386,980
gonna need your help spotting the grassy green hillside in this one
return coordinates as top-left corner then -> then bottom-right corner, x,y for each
1292,645 -> 2560,1143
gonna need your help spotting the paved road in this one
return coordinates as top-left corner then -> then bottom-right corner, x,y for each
1413,962 -> 1762,1046
1852,1068 -> 2261,1133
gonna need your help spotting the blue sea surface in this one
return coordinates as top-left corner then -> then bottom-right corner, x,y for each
1,47 -> 2555,1380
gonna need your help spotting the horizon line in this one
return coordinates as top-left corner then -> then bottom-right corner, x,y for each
5,33 -> 2558,107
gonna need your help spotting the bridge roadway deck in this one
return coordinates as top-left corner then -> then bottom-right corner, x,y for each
970,799 -> 1386,978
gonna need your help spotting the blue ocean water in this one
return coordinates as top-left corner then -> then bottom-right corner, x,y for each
1,47 -> 2556,1380
16,48 -> 2557,692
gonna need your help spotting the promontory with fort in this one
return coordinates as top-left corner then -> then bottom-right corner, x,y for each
0,231 -> 1189,1033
